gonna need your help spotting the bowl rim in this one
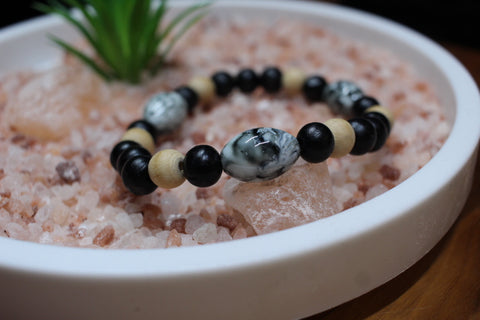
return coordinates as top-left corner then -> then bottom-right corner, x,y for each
0,0 -> 479,279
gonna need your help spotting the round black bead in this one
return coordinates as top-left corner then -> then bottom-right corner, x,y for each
352,96 -> 379,116
302,75 -> 327,102
212,71 -> 235,97
128,120 -> 157,141
348,118 -> 377,155
297,122 -> 334,163
236,68 -> 259,93
116,145 -> 151,173
260,66 -> 282,93
364,116 -> 389,151
364,111 -> 391,134
175,86 -> 198,112
183,145 -> 222,188
120,155 -> 157,195
110,140 -> 142,170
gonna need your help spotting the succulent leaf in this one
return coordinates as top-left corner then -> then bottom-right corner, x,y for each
35,0 -> 211,83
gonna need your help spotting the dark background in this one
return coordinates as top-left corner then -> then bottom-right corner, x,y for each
1,0 -> 479,48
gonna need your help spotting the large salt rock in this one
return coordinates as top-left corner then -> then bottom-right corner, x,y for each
223,161 -> 339,235
5,65 -> 106,141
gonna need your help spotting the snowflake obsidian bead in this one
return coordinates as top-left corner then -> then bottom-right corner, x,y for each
322,80 -> 364,115
221,127 -> 300,182
143,92 -> 188,133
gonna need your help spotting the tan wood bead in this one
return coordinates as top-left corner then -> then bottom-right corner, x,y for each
366,105 -> 394,129
148,149 -> 185,189
188,76 -> 215,104
122,128 -> 155,154
324,118 -> 356,158
282,68 -> 307,95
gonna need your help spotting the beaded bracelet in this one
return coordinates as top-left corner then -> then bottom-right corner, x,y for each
110,66 -> 394,195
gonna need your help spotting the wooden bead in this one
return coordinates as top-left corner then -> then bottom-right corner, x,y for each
122,128 -> 155,154
148,149 -> 185,189
188,76 -> 215,104
282,68 -> 306,95
324,118 -> 356,158
366,105 -> 394,129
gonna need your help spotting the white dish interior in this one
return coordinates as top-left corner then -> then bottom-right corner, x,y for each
0,1 -> 479,319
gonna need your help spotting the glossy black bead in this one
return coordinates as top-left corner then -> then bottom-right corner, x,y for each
297,122 -> 334,163
116,145 -> 151,173
302,75 -> 327,102
348,118 -> 377,155
236,68 -> 259,93
364,111 -> 391,134
352,96 -> 379,116
120,155 -> 157,195
364,116 -> 389,151
110,140 -> 142,170
128,120 -> 157,141
175,86 -> 198,112
183,145 -> 222,187
260,66 -> 282,93
212,71 -> 235,97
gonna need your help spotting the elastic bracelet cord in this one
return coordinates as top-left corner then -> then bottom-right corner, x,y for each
110,66 -> 394,195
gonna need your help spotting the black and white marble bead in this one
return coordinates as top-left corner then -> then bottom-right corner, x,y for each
322,80 -> 363,115
221,127 -> 300,182
143,92 -> 188,132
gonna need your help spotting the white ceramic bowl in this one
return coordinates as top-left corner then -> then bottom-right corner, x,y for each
1,1 -> 479,319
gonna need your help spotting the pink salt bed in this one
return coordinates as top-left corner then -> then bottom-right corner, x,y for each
0,15 -> 450,249
223,162 -> 339,235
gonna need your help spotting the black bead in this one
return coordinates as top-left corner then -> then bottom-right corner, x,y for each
364,111 -> 391,134
110,140 -> 142,170
212,71 -> 235,97
302,75 -> 327,102
352,96 -> 379,116
260,66 -> 282,93
120,155 -> 157,195
175,86 -> 198,112
128,120 -> 157,141
116,145 -> 151,173
348,118 -> 377,155
183,145 -> 222,187
236,68 -> 259,93
297,122 -> 334,163
364,116 -> 389,151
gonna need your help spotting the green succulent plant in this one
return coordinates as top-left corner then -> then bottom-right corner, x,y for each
35,0 -> 210,84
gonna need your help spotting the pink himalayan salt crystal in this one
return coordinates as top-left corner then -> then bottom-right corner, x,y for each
180,234 -> 198,247
192,223 -> 217,244
166,229 -> 182,247
185,214 -> 205,234
223,162 -> 340,235
92,225 -> 115,247
217,226 -> 233,242
4,222 -> 28,240
4,65 -> 106,141
168,218 -> 186,233
365,184 -> 389,201
232,226 -> 248,240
